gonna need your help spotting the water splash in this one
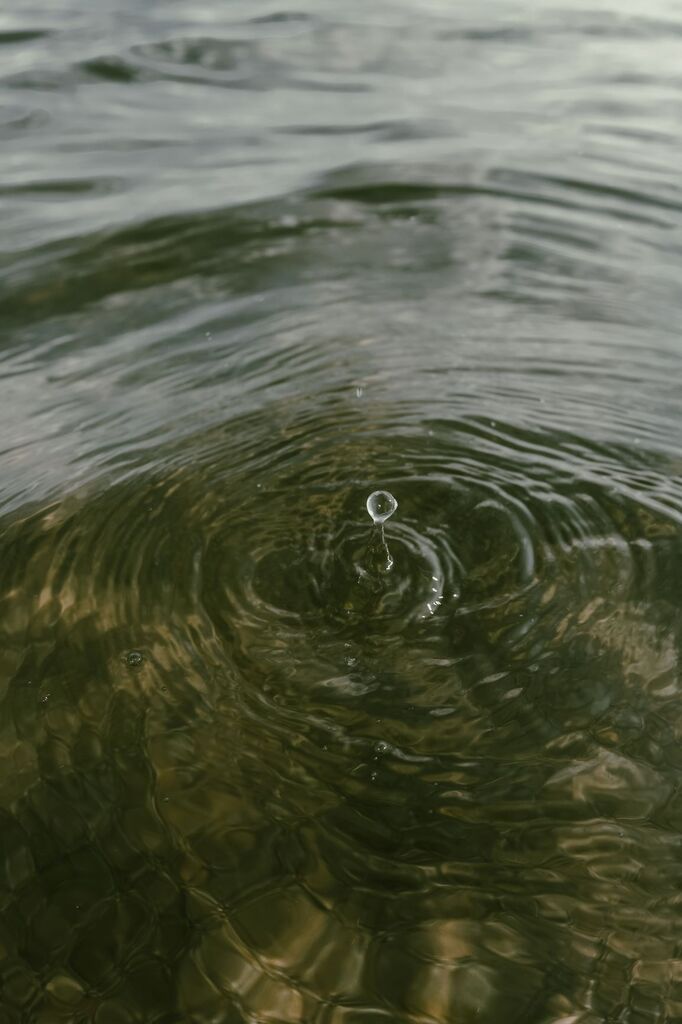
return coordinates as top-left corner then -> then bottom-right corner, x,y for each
362,490 -> 398,576
366,490 -> 397,525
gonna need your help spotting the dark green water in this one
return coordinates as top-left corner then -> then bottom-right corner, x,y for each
2,1 -> 682,1021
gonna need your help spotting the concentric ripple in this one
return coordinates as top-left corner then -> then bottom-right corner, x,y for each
1,394 -> 682,1021
223,493 -> 464,634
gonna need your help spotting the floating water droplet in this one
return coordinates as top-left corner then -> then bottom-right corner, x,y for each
366,490 -> 398,525
126,650 -> 144,668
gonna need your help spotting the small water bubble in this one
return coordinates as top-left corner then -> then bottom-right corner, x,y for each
375,741 -> 389,755
126,650 -> 144,668
366,490 -> 398,525
355,386 -> 364,398
41,694 -> 50,704
370,771 -> 378,782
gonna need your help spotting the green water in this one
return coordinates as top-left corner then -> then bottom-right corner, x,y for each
2,1 -> 682,1021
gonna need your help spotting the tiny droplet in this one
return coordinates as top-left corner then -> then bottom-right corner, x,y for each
366,490 -> 398,525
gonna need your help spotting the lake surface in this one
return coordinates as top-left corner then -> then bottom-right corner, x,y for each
2,0 -> 682,1021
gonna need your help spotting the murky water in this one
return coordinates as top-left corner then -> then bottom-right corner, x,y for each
2,1 -> 682,1021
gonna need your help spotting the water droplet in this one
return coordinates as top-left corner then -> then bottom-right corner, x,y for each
126,650 -> 144,668
355,386 -> 364,398
366,490 -> 398,525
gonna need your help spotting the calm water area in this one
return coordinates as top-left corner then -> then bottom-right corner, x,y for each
2,1 -> 682,1021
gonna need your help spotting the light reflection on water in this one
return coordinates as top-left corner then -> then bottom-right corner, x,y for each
1,0 -> 682,1021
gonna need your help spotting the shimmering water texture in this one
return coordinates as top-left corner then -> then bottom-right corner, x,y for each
2,0 -> 682,1022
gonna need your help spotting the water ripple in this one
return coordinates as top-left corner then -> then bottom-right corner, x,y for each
1,0 -> 682,1019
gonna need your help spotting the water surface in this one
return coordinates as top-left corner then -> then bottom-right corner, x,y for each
2,1 -> 682,1021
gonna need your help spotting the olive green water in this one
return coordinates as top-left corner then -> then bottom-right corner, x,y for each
2,1 -> 682,1022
